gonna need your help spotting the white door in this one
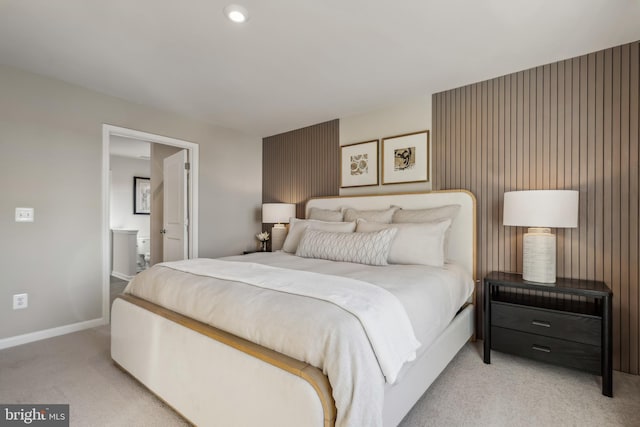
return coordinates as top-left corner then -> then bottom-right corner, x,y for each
163,150 -> 188,262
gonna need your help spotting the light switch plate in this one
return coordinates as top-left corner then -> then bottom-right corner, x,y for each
15,207 -> 34,222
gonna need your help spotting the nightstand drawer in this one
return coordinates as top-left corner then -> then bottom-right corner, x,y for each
492,302 -> 601,346
492,326 -> 601,374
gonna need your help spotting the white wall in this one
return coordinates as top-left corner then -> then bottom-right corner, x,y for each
339,94 -> 432,196
0,64 -> 262,342
110,155 -> 150,237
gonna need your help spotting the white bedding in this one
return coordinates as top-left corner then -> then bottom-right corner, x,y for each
154,258 -> 421,384
230,252 -> 474,352
123,252 -> 473,427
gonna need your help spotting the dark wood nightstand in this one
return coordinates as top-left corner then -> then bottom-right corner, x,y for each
483,271 -> 613,397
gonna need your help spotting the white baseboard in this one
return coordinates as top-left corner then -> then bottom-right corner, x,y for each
0,317 -> 107,350
111,271 -> 134,281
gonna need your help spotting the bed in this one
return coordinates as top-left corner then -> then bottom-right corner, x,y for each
111,190 -> 476,427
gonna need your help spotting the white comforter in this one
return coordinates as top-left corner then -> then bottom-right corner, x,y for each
124,253 -> 473,427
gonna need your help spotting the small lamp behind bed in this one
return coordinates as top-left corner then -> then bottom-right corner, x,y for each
262,203 -> 296,251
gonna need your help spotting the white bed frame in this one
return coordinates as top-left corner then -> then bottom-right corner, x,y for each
111,190 -> 476,426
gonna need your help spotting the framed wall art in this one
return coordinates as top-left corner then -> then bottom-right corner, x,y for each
340,140 -> 379,188
382,130 -> 429,185
133,176 -> 151,215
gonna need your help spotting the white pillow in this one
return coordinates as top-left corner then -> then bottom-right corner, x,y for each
392,204 -> 460,223
307,207 -> 344,222
282,218 -> 356,253
356,219 -> 452,267
295,228 -> 397,266
343,206 -> 399,223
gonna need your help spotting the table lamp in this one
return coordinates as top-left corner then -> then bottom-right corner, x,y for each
262,203 -> 296,251
503,190 -> 579,284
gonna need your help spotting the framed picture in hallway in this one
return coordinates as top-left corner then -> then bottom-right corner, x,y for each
340,140 -> 379,188
133,176 -> 151,215
382,130 -> 429,185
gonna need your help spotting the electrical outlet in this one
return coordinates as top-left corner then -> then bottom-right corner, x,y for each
13,293 -> 28,310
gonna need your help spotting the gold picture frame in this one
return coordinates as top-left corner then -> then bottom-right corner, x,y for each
382,130 -> 429,185
340,140 -> 379,188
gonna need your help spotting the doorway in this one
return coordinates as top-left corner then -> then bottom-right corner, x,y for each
102,125 -> 199,322
109,137 -> 151,279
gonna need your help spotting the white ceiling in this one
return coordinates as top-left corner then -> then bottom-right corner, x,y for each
1,1 -> 639,137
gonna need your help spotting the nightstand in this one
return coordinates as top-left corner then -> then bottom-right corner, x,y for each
483,271 -> 612,397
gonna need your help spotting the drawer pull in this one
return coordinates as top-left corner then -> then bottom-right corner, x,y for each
532,345 -> 551,353
532,320 -> 551,328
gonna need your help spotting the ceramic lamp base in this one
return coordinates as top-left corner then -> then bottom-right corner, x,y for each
522,227 -> 556,284
271,224 -> 287,251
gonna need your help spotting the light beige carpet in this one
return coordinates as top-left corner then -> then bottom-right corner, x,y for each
398,343 -> 640,427
1,326 -> 639,426
0,326 -> 188,426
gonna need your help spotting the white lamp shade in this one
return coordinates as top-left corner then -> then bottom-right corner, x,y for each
503,190 -> 579,228
262,203 -> 296,224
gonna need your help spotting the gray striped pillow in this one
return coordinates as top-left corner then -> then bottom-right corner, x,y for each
295,228 -> 397,266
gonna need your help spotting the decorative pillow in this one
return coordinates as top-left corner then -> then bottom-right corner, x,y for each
282,218 -> 356,253
343,206 -> 399,223
356,219 -> 452,267
295,228 -> 398,266
307,207 -> 344,222
392,204 -> 461,224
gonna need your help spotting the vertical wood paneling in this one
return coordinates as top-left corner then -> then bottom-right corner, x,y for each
536,66 -> 543,188
517,72 -> 525,272
262,120 -> 339,218
502,76 -> 510,271
562,60 -> 572,279
630,41 -> 640,374
557,61 -> 566,276
621,44 -> 631,372
433,41 -> 640,375
548,63 -> 560,189
571,58 -> 581,280
595,51 -> 605,290
510,74 -> 518,271
603,48 -> 614,346
612,46 -> 622,366
587,54 -> 597,281
498,76 -> 505,272
490,78 -> 497,275
543,64 -> 551,189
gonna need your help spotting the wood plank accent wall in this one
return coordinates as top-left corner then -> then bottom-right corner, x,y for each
262,119 -> 340,218
433,41 -> 640,374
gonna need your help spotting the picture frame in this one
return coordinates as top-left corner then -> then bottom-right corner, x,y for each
382,130 -> 429,185
133,176 -> 151,215
340,140 -> 379,188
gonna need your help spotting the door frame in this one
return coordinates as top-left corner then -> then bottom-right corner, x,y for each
101,124 -> 199,322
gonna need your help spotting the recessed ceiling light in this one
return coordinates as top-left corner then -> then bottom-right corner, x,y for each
224,4 -> 249,23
